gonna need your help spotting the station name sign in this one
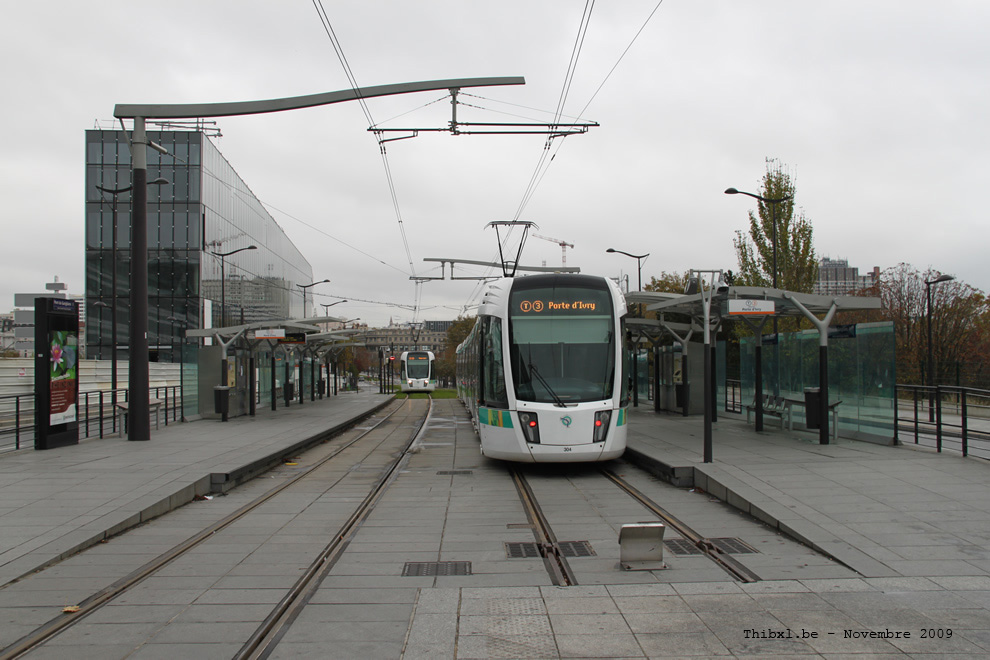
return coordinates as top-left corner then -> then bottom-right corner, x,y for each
254,329 -> 286,339
726,300 -> 775,316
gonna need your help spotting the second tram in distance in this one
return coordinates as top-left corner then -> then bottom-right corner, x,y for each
456,273 -> 630,462
399,350 -> 437,393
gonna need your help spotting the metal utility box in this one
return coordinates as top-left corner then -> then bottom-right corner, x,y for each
619,522 -> 666,570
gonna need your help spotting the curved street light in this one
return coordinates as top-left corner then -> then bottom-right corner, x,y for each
297,279 -> 331,318
208,245 -> 258,327
723,188 -> 793,290
606,248 -> 649,293
320,300 -> 347,315
726,187 -> 793,401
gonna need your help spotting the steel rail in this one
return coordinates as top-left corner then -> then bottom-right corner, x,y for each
0,399 -> 416,660
509,468 -> 578,587
235,396 -> 433,660
600,468 -> 761,583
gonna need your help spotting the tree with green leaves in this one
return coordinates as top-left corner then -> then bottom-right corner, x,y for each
732,158 -> 817,294
435,315 -> 477,387
644,271 -> 690,295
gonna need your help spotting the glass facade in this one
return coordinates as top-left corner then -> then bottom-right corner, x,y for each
84,128 -> 313,382
739,321 -> 896,441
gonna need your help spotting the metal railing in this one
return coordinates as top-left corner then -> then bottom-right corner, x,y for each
895,384 -> 990,459
0,386 -> 182,452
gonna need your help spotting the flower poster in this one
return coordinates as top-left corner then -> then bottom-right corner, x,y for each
49,329 -> 78,425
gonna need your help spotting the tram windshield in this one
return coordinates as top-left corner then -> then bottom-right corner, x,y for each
508,278 -> 615,404
405,353 -> 431,379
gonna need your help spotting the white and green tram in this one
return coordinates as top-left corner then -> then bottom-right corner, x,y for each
456,273 -> 630,462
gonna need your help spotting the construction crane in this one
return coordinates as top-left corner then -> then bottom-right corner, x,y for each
533,234 -> 574,267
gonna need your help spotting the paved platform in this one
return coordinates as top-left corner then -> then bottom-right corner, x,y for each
1,393 -> 988,657
0,390 -> 393,585
624,405 -> 990,581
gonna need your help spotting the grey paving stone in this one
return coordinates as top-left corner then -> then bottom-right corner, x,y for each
548,613 -> 632,636
403,612 -> 457,659
455,632 -> 560,659
622,611 -> 708,635
634,630 -> 730,657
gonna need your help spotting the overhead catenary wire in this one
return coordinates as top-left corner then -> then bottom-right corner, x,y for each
456,1 -> 665,318
512,0 -> 665,222
310,0 -> 420,290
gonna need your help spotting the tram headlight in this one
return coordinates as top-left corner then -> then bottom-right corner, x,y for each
593,410 -> 612,443
519,411 -> 541,444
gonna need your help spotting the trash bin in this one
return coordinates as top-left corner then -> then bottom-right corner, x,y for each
804,387 -> 821,429
285,382 -> 294,401
214,386 -> 230,420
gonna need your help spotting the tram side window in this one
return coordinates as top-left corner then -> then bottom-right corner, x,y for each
482,316 -> 508,408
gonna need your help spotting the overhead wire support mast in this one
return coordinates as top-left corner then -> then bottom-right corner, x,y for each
369,87 -> 598,143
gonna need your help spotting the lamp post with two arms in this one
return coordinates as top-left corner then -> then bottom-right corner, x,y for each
725,187 -> 792,399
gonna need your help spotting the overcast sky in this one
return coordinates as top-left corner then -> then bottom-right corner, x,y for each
2,1 -> 988,327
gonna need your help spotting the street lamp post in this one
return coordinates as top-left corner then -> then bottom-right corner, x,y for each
725,187 -> 792,398
297,279 -> 331,318
209,245 -> 257,390
607,248 -> 649,408
606,248 -> 649,294
320,300 -> 347,318
724,188 -> 792,291
926,273 -> 955,422
209,245 -> 258,329
95,178 -> 168,421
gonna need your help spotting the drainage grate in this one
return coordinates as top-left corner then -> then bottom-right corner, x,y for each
402,561 -> 472,576
436,470 -> 473,475
558,541 -> 596,557
505,541 -> 595,558
506,523 -> 534,529
710,537 -> 758,554
664,538 -> 758,556
664,539 -> 703,555
506,542 -> 542,558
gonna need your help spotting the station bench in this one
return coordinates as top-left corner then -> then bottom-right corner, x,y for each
745,394 -> 841,441
114,399 -> 165,437
744,395 -> 788,429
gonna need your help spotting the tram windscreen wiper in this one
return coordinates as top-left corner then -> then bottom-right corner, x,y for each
529,362 -> 568,408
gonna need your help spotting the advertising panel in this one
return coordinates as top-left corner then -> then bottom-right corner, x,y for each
48,329 -> 78,425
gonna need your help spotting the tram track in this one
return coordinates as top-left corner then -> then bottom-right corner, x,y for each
235,395 -> 432,660
507,459 -> 762,588
509,468 -> 579,587
0,396 -> 432,660
601,467 -> 761,583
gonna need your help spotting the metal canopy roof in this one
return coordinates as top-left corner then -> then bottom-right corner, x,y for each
633,286 -> 881,318
184,316 -> 351,340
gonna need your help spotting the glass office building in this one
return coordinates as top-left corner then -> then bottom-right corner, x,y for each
84,128 -> 313,364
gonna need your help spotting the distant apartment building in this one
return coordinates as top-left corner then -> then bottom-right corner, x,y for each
363,320 -> 452,355
814,258 -> 879,296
